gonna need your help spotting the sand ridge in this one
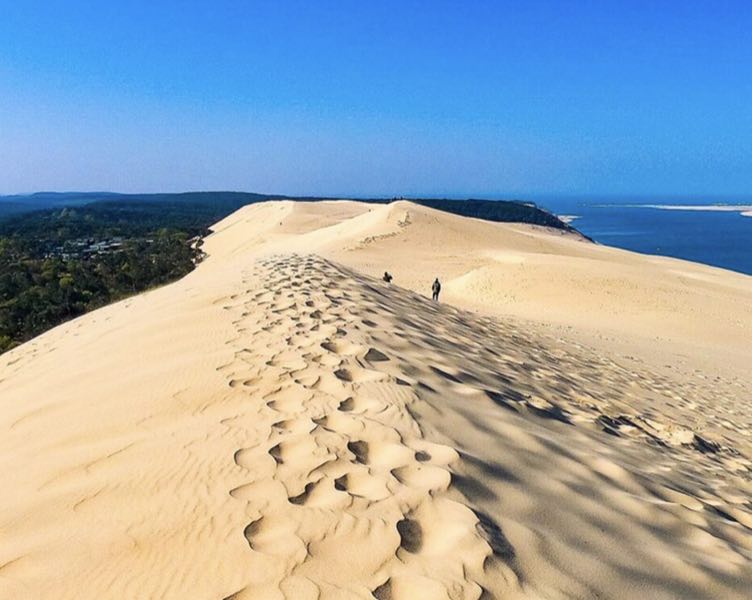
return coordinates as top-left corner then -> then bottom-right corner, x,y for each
191,254 -> 752,598
1,200 -> 751,599
218,255 -> 508,599
203,200 -> 752,377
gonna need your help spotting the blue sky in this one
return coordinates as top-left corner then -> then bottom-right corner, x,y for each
1,1 -> 750,197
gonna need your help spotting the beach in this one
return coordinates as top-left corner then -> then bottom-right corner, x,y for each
1,200 -> 751,599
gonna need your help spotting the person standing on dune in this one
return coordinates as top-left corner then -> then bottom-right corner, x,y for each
432,277 -> 441,301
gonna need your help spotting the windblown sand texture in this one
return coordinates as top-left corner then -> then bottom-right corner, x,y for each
1,200 -> 751,599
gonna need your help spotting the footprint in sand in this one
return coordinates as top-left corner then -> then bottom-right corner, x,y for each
347,440 -> 369,465
396,518 -> 423,553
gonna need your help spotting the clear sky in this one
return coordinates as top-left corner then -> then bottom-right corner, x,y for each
1,1 -> 750,197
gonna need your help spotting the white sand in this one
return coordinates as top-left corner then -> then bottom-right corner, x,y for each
642,204 -> 752,212
556,214 -> 580,223
633,204 -> 752,219
1,200 -> 751,599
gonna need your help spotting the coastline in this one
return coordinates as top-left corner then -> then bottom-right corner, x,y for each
598,202 -> 752,214
546,201 -> 752,276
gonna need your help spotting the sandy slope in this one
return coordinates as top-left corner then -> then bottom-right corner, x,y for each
1,200 -> 751,599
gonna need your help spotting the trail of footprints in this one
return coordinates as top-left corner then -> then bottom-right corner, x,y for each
216,253 -> 752,598
220,255 -> 503,600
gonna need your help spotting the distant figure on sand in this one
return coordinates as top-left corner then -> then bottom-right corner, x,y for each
383,271 -> 393,283
432,277 -> 441,301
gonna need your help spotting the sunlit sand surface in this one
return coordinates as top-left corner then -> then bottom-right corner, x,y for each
1,200 -> 751,599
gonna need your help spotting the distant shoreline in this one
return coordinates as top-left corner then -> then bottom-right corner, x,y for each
604,203 -> 752,217
548,201 -> 752,277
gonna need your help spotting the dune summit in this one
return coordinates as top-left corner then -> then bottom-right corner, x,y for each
1,200 -> 751,599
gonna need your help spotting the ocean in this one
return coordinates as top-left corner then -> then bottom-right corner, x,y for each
531,196 -> 752,276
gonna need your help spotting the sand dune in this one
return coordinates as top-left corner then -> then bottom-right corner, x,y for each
1,200 -> 751,599
207,200 -> 752,373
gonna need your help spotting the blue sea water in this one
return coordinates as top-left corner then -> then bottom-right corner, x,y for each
530,196 -> 752,277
